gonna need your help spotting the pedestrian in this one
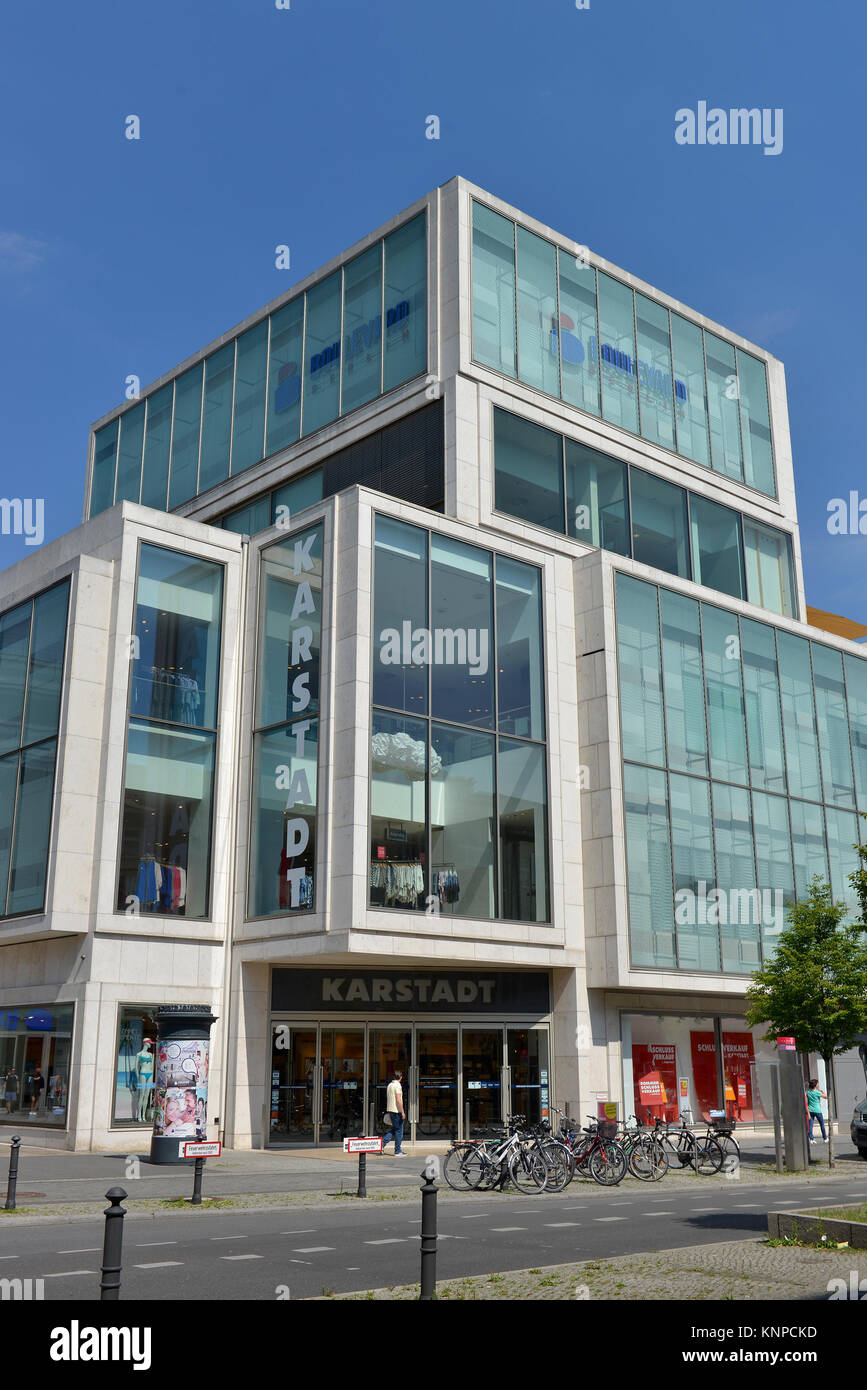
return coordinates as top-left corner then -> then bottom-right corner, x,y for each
806,1079 -> 828,1143
381,1068 -> 406,1156
29,1069 -> 45,1117
4,1068 -> 19,1115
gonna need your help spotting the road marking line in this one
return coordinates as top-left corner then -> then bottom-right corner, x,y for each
221,1255 -> 263,1261
280,1230 -> 318,1235
211,1235 -> 247,1241
545,1222 -> 580,1227
691,1207 -> 720,1211
365,1238 -> 407,1245
41,1270 -> 96,1278
0,1256 -> 18,1261
489,1226 -> 526,1232
642,1212 -> 676,1216
459,1213 -> 489,1219
134,1261 -> 184,1269
57,1248 -> 100,1255
594,1217 -> 625,1222
135,1241 -> 179,1248
293,1246 -> 335,1253
610,1201 -> 633,1206
734,1204 -> 760,1208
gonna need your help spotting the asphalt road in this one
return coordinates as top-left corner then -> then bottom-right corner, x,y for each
3,1173 -> 867,1300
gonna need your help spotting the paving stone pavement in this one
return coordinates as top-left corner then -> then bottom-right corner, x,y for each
322,1239 -> 867,1300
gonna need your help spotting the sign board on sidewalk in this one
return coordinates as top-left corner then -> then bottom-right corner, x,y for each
343,1136 -> 383,1154
596,1100 -> 618,1120
679,1077 -> 689,1100
181,1141 -> 222,1158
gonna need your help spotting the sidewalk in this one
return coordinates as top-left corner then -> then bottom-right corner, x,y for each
321,1238 -> 867,1300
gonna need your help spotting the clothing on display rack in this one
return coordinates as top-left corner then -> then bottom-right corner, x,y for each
369,859 -> 425,907
433,865 -> 460,905
134,666 -> 201,723
135,857 -> 187,911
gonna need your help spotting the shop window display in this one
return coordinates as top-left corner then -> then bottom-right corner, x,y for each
0,1004 -> 73,1127
113,1007 -> 159,1125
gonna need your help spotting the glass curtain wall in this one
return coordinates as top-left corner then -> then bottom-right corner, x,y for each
371,515 -> 548,923
0,581 -> 69,919
493,408 -> 795,619
249,521 -> 323,917
473,201 -> 775,497
617,572 -> 867,972
89,215 -> 427,520
117,546 -> 223,918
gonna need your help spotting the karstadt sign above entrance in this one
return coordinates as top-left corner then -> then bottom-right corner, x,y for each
271,969 -> 550,1014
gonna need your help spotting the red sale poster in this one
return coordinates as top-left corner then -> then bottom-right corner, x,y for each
631,1043 -> 678,1122
689,1032 -> 761,1121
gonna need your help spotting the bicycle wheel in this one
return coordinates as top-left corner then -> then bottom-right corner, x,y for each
588,1140 -> 627,1186
693,1136 -> 724,1175
443,1145 -> 479,1191
540,1141 -> 573,1192
508,1146 -> 548,1194
628,1135 -> 668,1182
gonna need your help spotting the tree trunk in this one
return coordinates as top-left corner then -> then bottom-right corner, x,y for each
823,1053 -> 835,1169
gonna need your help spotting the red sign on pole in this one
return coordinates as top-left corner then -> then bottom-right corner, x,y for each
776,1036 -> 796,1051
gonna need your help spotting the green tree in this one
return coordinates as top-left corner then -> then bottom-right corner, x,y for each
745,877 -> 867,1168
849,812 -> 867,929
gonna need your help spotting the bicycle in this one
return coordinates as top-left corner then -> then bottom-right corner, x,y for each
617,1113 -> 669,1181
657,1113 -> 725,1175
444,1116 -> 548,1193
556,1112 -> 627,1186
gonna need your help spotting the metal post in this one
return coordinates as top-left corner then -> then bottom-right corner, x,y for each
357,1151 -> 367,1198
419,1164 -> 439,1301
4,1136 -> 21,1210
771,1067 -> 784,1175
464,1101 -> 471,1142
191,1155 -> 205,1205
99,1187 -> 128,1301
369,1101 -> 375,1135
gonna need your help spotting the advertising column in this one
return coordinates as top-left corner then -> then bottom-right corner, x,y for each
150,1006 -> 218,1165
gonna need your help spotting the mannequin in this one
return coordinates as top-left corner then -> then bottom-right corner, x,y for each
135,1038 -> 155,1122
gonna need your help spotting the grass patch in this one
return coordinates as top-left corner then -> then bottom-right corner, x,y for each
811,1203 -> 867,1223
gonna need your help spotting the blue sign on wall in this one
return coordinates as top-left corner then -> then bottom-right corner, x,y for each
550,316 -> 687,402
273,299 -> 412,415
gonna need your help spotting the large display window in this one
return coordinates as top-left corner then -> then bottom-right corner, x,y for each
0,1003 -> 73,1127
113,1006 -> 159,1125
623,1011 -> 779,1127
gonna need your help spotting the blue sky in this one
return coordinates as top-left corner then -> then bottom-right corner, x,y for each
1,0 -> 864,620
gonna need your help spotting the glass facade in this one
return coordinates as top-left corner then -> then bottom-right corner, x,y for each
473,201 -> 775,497
1,1003 -> 74,1128
494,407 -> 796,618
117,546 -> 223,917
0,580 -> 69,919
371,516 -> 548,922
89,214 -> 427,520
249,521 -> 323,917
617,572 -> 867,972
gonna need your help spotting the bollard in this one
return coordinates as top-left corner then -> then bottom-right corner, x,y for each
99,1187 -> 128,1301
191,1155 -> 206,1205
4,1136 -> 21,1210
419,1157 -> 440,1301
357,1151 -> 367,1199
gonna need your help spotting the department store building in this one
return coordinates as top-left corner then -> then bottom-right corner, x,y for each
2,177 -> 866,1150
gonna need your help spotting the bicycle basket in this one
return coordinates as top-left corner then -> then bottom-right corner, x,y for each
711,1116 -> 736,1131
598,1119 -> 618,1139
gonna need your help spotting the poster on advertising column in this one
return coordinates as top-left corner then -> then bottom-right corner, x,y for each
631,1043 -> 678,1122
152,1038 -> 210,1139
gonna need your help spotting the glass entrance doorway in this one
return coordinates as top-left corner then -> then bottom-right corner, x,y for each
268,1020 -> 549,1145
320,1029 -> 365,1140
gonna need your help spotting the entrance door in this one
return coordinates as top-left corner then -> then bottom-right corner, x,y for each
416,1029 -> 458,1139
462,1028 -> 503,1136
270,1026 -> 316,1141
508,1027 -> 549,1127
320,1029 -> 365,1140
369,1029 -> 412,1135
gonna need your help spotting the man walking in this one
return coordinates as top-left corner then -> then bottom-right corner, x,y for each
382,1068 -> 406,1156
